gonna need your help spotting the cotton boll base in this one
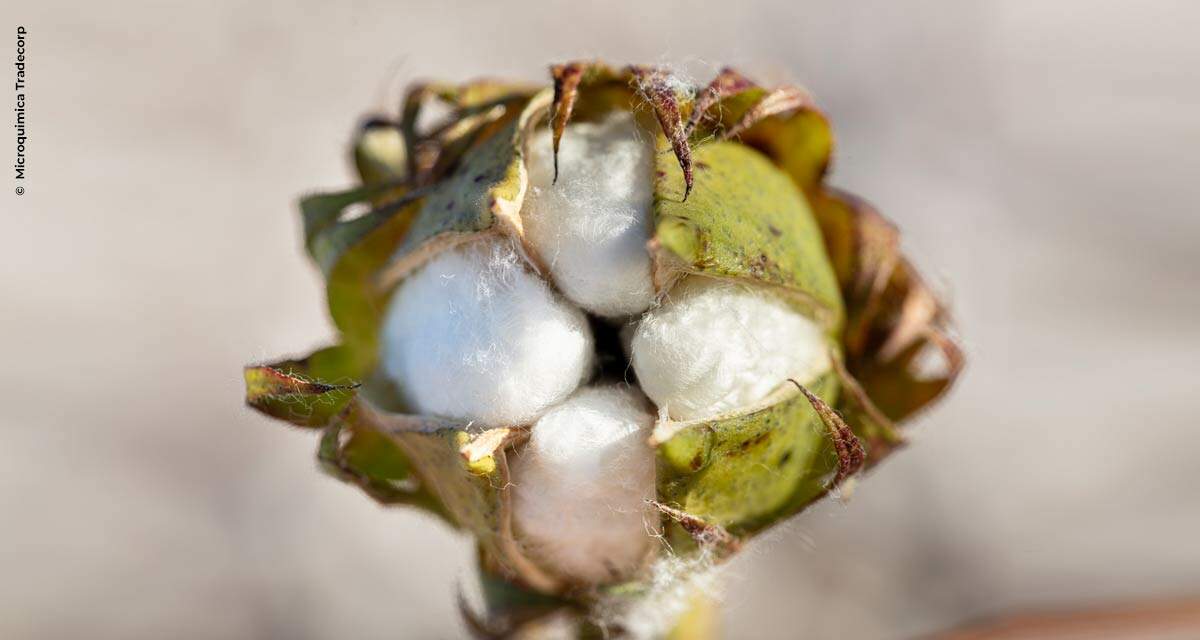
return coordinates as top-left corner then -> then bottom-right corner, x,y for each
522,111 -> 656,318
379,238 -> 594,427
510,386 -> 658,584
630,277 -> 831,422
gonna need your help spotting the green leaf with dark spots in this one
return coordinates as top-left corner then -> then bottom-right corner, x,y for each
652,138 -> 845,330
655,373 -> 842,538
695,84 -> 834,198
380,91 -> 551,286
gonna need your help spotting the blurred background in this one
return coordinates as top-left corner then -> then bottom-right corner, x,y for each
3,0 -> 1198,638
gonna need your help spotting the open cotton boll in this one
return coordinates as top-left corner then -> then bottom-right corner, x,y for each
510,386 -> 657,584
379,238 -> 594,427
522,111 -> 656,318
630,277 -> 831,422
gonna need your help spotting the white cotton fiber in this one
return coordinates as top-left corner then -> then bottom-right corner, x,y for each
379,237 -> 594,427
510,386 -> 658,584
522,111 -> 657,318
630,277 -> 830,422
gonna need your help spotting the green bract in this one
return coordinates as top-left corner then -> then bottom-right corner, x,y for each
244,61 -> 961,636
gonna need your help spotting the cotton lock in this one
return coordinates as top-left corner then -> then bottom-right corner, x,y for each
379,237 -> 595,427
630,276 -> 831,422
522,111 -> 657,318
510,385 -> 657,584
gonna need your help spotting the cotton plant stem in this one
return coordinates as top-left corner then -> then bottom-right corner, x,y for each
472,565 -> 719,639
664,591 -> 719,640
576,589 -> 718,640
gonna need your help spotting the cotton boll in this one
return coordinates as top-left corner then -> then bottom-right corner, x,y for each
379,238 -> 594,427
630,277 -> 830,422
522,111 -> 656,318
510,386 -> 658,584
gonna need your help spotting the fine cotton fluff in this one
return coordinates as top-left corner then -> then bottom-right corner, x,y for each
510,385 -> 657,584
630,276 -> 831,422
521,110 -> 657,318
379,237 -> 594,427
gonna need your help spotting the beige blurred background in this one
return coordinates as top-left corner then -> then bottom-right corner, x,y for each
3,0 -> 1198,638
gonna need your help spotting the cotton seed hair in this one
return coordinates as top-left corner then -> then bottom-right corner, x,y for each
379,237 -> 594,427
522,111 -> 657,318
510,385 -> 657,584
630,276 -> 831,422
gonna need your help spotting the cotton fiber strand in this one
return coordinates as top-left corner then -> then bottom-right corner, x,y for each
630,276 -> 830,421
379,237 -> 594,427
510,386 -> 658,584
522,111 -> 656,317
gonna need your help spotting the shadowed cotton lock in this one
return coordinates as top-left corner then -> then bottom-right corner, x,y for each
510,385 -> 657,584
